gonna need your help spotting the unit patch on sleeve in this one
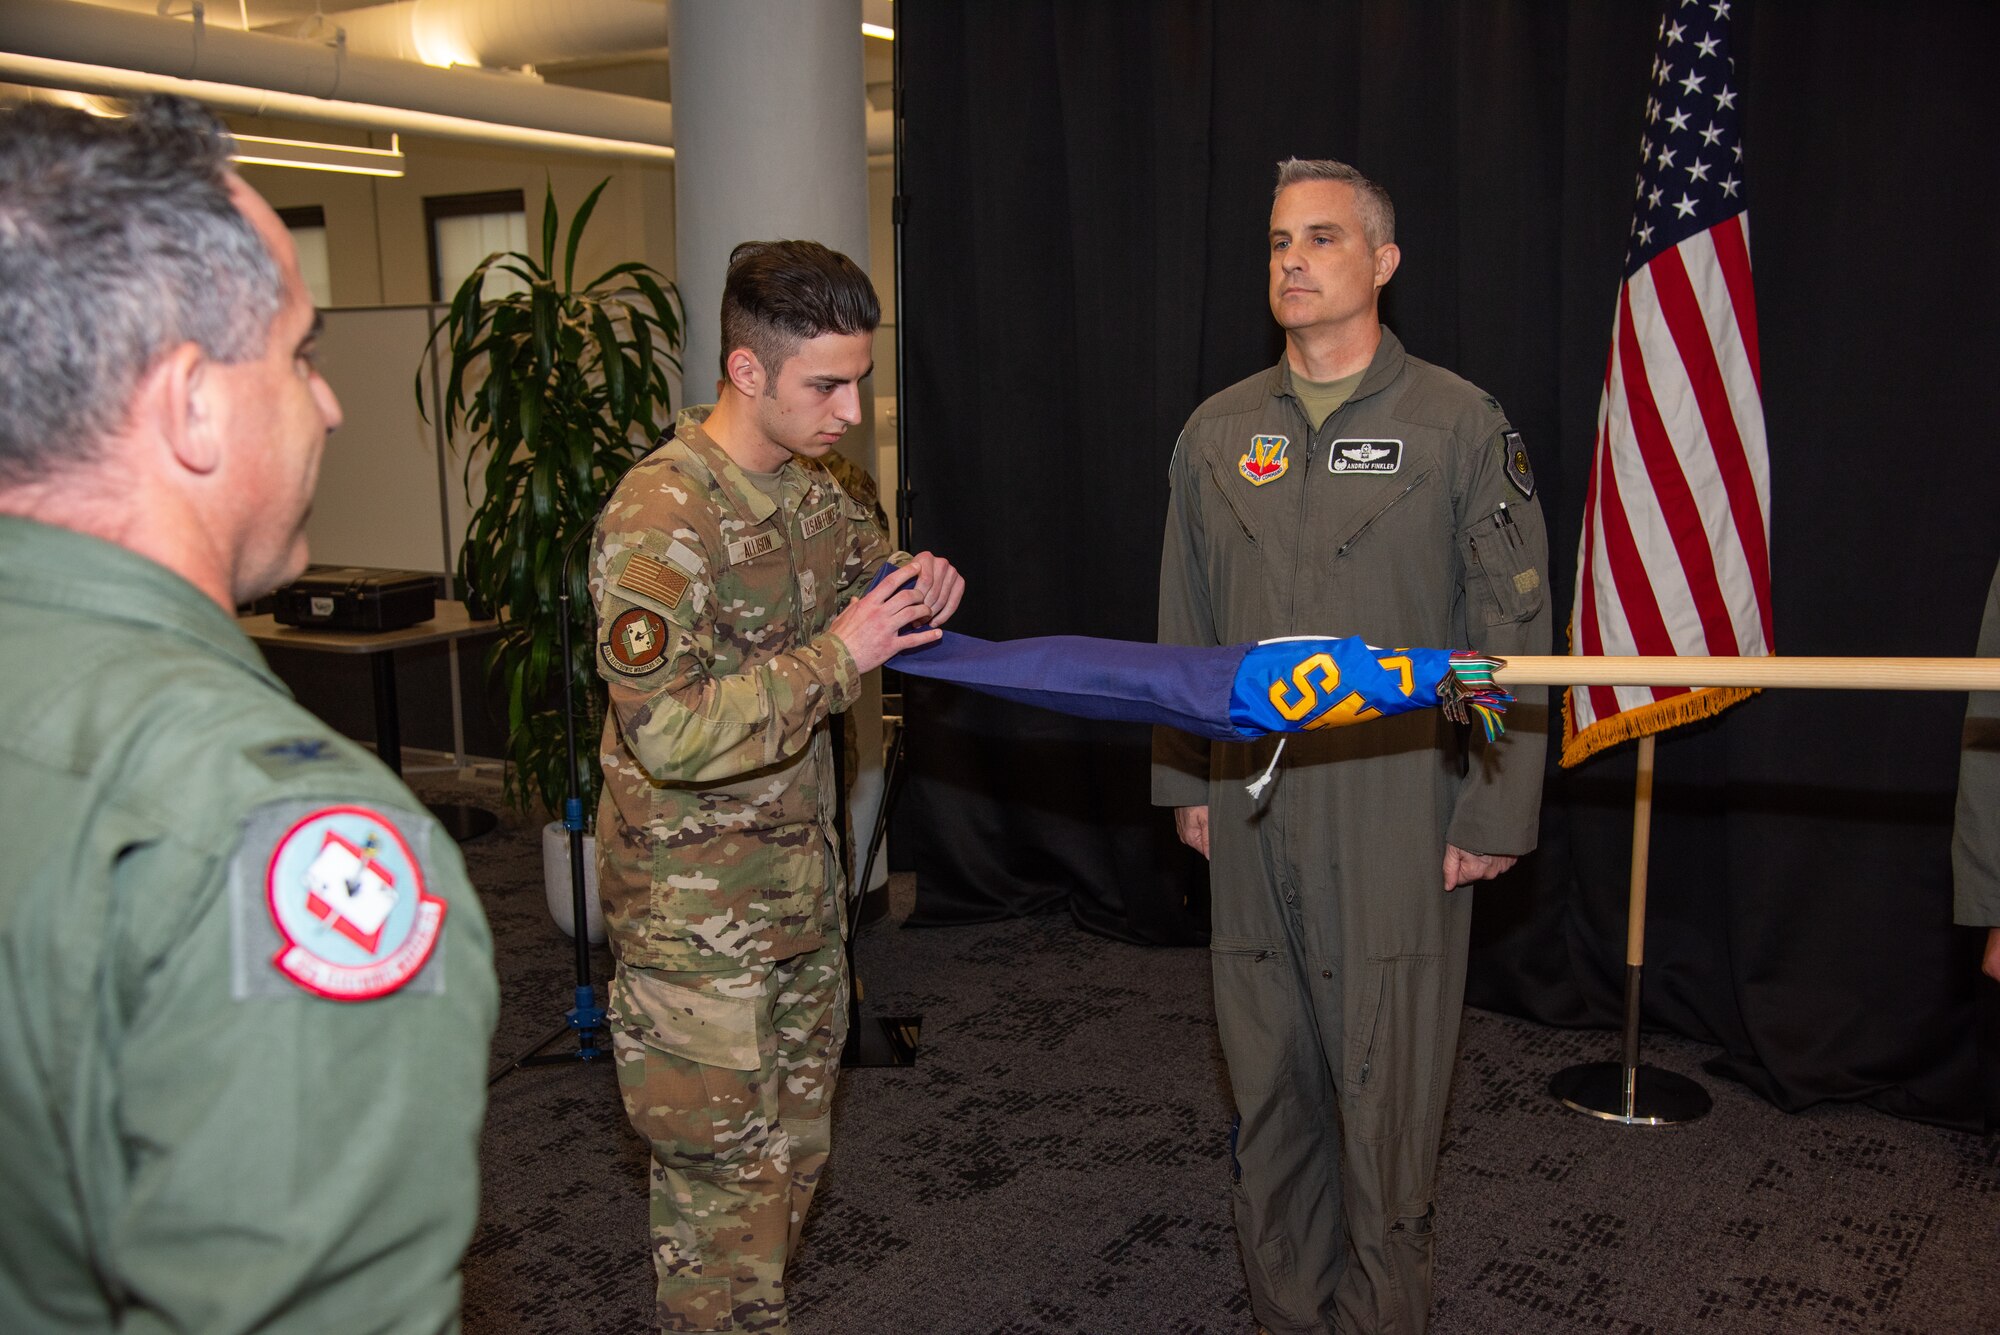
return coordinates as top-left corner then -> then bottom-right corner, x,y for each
231,802 -> 448,1001
603,607 -> 670,675
617,551 -> 691,610
1328,439 -> 1403,475
1239,435 -> 1290,486
1503,430 -> 1535,499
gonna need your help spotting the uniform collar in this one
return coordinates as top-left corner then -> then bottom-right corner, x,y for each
1267,325 -> 1407,408
673,412 -> 813,527
0,514 -> 287,689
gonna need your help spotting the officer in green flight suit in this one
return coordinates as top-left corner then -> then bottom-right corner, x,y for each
1155,158 -> 1550,1335
0,98 -> 497,1333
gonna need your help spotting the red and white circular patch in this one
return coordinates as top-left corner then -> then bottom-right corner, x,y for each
264,805 -> 446,1000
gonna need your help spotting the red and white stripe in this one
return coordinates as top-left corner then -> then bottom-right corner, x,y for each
1566,213 -> 1772,760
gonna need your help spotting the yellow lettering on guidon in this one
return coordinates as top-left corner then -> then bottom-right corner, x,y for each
1268,652 -> 1341,722
1267,650 -> 1419,731
1376,655 -> 1416,696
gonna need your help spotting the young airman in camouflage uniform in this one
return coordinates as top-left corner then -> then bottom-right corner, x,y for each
592,241 -> 963,1334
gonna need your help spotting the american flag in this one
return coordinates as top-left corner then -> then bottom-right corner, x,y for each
1562,0 -> 1773,768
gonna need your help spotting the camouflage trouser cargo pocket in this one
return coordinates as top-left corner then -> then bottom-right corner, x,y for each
611,963 -> 789,1334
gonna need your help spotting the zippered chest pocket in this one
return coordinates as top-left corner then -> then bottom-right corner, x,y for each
1329,467 -> 1435,562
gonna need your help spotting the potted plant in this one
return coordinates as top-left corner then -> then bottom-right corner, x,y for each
420,179 -> 681,939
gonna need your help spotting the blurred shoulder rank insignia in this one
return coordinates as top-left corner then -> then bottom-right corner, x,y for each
1503,430 -> 1535,499
265,806 -> 445,1000
1329,439 -> 1403,475
1239,434 -> 1290,486
618,551 -> 690,610
604,607 -> 669,675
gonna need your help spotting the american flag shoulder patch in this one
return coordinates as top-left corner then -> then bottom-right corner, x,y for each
617,551 -> 691,610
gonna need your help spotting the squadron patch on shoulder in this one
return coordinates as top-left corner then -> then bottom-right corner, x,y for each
603,607 -> 669,675
1239,435 -> 1290,486
260,805 -> 446,1001
1329,439 -> 1403,475
617,551 -> 690,610
1503,430 -> 1535,499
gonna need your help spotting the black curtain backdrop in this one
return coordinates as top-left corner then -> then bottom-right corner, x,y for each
889,0 -> 2000,1128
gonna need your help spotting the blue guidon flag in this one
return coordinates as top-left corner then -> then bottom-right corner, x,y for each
872,568 -> 1511,786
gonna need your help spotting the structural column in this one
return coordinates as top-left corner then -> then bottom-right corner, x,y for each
669,0 -> 887,894
669,0 -> 871,389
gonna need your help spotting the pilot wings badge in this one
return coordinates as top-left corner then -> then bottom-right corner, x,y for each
1239,434 -> 1291,486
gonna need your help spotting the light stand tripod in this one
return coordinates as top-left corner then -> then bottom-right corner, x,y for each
488,532 -> 609,1085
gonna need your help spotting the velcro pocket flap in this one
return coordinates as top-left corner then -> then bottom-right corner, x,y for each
612,968 -> 762,1070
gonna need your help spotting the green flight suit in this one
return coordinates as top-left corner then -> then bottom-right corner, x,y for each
1153,330 -> 1550,1335
1954,560 -> 2000,929
0,516 -> 497,1334
591,411 -> 896,1333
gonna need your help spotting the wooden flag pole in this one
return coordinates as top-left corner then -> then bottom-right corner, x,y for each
1489,655 -> 2000,692
1547,734 -> 1713,1124
1515,652 -> 1999,1126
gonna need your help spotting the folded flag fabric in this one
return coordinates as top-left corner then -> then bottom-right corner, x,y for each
871,569 -> 1511,744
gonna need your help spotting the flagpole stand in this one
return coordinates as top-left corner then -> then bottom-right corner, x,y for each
1549,735 -> 1711,1126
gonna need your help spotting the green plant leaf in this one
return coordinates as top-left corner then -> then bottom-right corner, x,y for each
540,178 -> 559,272
423,187 -> 682,816
564,177 -> 610,291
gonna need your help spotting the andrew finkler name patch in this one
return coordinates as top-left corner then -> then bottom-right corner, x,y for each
1328,439 -> 1403,475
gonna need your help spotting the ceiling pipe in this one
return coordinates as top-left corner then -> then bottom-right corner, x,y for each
0,0 -> 671,146
328,0 -> 668,71
0,0 -> 892,156
0,52 -> 676,161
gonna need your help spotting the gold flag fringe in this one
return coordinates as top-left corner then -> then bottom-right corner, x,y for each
1560,684 -> 1757,769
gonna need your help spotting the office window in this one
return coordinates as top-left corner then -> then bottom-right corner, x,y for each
277,205 -> 333,309
426,190 -> 528,303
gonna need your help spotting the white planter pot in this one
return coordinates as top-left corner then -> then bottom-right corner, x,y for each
542,821 -> 605,944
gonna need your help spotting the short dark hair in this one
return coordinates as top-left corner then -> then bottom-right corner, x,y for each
718,239 -> 879,382
0,96 -> 283,486
1274,157 -> 1397,249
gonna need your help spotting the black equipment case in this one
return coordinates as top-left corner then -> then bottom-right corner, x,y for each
273,566 -> 438,632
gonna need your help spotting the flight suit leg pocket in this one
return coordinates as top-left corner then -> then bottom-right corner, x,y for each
1345,954 -> 1444,1145
1384,1202 -> 1438,1335
1210,936 -> 1293,1102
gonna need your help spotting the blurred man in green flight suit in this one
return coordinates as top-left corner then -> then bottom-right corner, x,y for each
592,240 -> 962,1333
0,98 -> 497,1333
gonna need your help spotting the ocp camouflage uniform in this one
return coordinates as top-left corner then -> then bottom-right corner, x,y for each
591,407 -> 897,1334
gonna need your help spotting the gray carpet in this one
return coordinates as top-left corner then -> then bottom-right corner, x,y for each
417,772 -> 1999,1335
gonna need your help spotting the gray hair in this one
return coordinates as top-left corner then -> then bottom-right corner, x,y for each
0,95 -> 283,485
1274,157 -> 1396,249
